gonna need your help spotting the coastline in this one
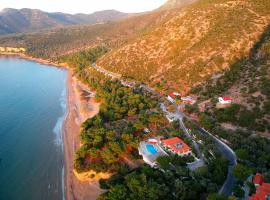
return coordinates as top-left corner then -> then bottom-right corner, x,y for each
0,52 -> 103,200
63,69 -> 103,200
0,52 -> 66,68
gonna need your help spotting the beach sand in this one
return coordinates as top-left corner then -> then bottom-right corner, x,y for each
0,53 -> 104,199
63,70 -> 102,200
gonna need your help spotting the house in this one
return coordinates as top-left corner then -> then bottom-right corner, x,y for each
253,173 -> 264,187
161,137 -> 192,156
249,173 -> 270,200
218,96 -> 233,104
249,192 -> 268,200
138,138 -> 168,168
167,92 -> 181,103
181,96 -> 196,105
257,183 -> 270,195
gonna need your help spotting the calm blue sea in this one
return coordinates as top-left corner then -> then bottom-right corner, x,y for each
0,56 -> 67,200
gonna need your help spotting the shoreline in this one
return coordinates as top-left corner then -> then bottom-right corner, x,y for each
0,52 -> 66,68
0,52 -> 103,200
63,69 -> 102,200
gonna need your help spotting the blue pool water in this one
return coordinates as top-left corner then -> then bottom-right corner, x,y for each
0,56 -> 67,200
146,144 -> 158,155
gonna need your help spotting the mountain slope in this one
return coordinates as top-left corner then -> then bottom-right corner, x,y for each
1,0 -> 269,95
0,8 -> 128,35
97,0 -> 270,93
192,25 -> 270,135
159,0 -> 199,10
0,9 -> 176,58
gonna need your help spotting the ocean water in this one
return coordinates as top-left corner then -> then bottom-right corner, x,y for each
0,56 -> 67,200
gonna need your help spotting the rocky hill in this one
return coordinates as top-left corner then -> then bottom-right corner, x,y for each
0,0 -> 270,94
0,9 -> 175,58
0,8 -> 128,35
98,0 -> 270,93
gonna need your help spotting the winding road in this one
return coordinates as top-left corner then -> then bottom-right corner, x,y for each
91,63 -> 237,196
198,127 -> 237,196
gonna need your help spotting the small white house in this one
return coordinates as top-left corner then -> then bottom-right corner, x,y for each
218,96 -> 233,104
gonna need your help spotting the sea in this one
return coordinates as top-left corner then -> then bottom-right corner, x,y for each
0,56 -> 67,200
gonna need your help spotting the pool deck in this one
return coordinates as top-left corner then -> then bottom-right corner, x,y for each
138,139 -> 168,167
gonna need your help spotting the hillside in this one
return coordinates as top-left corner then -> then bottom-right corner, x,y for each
193,24 -> 270,136
159,0 -> 199,10
98,0 -> 270,93
0,8 -> 128,35
0,0 -> 270,93
0,9 -> 176,58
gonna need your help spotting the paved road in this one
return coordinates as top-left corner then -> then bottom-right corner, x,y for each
198,128 -> 237,196
92,63 -> 121,79
160,103 -> 205,170
91,63 -> 236,196
162,102 -> 236,196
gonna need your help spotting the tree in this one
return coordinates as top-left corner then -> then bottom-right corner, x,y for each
233,164 -> 251,182
238,110 -> 256,128
207,193 -> 227,200
156,156 -> 171,169
232,185 -> 244,198
199,113 -> 215,131
235,149 -> 249,160
247,182 -> 256,195
103,185 -> 128,200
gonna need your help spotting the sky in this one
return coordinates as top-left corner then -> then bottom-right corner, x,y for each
0,0 -> 168,14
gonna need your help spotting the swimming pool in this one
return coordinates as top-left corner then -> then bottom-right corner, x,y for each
146,144 -> 158,155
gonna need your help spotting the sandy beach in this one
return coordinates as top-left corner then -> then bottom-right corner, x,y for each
0,52 -> 104,199
63,69 -> 103,200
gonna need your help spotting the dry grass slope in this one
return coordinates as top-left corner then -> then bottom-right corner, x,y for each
0,9 -> 175,59
98,0 -> 270,93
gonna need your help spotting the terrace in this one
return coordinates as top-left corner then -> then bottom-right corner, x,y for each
138,138 -> 168,168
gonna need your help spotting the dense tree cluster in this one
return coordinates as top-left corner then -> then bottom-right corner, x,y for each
99,166 -> 205,200
75,81 -> 159,172
61,46 -> 108,72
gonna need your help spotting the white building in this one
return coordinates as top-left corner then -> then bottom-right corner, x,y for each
218,96 -> 233,104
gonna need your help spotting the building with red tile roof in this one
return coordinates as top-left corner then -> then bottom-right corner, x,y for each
218,96 -> 233,104
167,92 -> 181,103
249,191 -> 268,200
249,173 -> 270,200
253,173 -> 264,186
257,183 -> 270,194
161,137 -> 191,156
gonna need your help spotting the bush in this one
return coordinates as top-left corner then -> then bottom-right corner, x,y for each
238,110 -> 256,128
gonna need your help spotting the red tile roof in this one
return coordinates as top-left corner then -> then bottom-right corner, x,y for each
258,183 -> 270,194
169,92 -> 181,98
253,173 -> 264,185
161,137 -> 191,154
222,96 -> 233,101
249,192 -> 267,200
